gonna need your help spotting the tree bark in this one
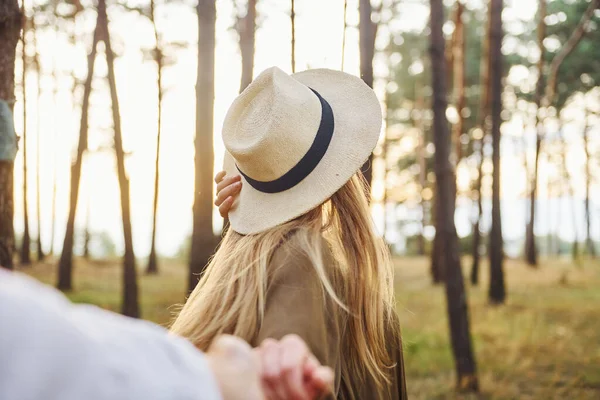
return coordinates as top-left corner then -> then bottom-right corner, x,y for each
429,0 -> 478,390
341,0 -> 347,70
430,192 -> 444,283
20,9 -> 31,266
359,0 -> 376,190
32,18 -> 44,261
488,0 -> 505,304
583,109 -> 594,257
238,0 -> 256,92
557,120 -> 579,262
546,173 -> 552,255
189,0 -> 217,293
525,0 -> 546,267
291,0 -> 296,73
226,0 -> 258,236
83,195 -> 90,259
0,0 -> 22,270
416,84 -> 426,256
57,11 -> 100,291
556,118 -> 580,262
100,0 -> 140,318
471,1 -> 492,284
471,140 -> 483,285
50,10 -> 59,256
451,1 -> 465,162
146,0 -> 162,275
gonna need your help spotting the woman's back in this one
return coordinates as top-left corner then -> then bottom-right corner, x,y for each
172,66 -> 407,399
255,232 -> 407,400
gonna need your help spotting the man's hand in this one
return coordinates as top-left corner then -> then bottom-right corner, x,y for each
206,334 -> 334,400
207,335 -> 263,400
259,335 -> 334,400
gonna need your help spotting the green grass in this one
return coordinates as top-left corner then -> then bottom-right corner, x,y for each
18,255 -> 600,399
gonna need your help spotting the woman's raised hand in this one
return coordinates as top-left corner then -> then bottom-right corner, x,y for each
215,171 -> 242,218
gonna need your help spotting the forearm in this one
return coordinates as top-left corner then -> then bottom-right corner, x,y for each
0,270 -> 222,400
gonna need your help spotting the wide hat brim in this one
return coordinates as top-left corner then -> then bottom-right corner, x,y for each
223,68 -> 382,235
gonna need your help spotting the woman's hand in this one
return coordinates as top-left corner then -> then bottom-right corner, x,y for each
215,171 -> 242,218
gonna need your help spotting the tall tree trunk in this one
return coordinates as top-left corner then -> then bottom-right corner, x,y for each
238,0 -> 256,92
547,173 -> 552,255
291,0 -> 296,73
50,12 -> 59,257
451,1 -> 465,162
32,18 -> 44,261
583,109 -> 594,257
100,0 -> 140,318
189,0 -> 216,293
359,0 -> 376,189
416,84 -> 426,256
429,0 -> 478,390
525,0 -> 546,267
20,9 -> 31,266
471,1 -> 492,285
471,141 -> 483,285
226,0 -> 257,235
430,192 -> 444,283
488,0 -> 505,304
83,195 -> 90,259
0,0 -> 21,270
557,120 -> 579,262
341,0 -> 347,70
146,0 -> 162,275
57,12 -> 100,291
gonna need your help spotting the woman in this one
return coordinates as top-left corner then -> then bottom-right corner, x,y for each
171,67 -> 407,399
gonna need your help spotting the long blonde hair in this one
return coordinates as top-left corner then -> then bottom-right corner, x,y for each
171,174 -> 396,386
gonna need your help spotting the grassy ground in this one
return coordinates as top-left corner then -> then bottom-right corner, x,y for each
18,256 -> 600,400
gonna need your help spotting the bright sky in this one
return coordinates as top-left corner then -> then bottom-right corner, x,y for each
11,0 -> 600,258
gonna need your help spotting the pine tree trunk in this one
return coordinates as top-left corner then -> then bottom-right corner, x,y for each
488,0 -> 505,304
557,121 -> 579,263
430,192 -> 444,283
239,0 -> 256,92
50,18 -> 59,256
226,0 -> 257,236
291,0 -> 296,73
20,11 -> 31,266
471,1 -> 491,283
146,0 -> 162,275
429,0 -> 478,390
415,81 -> 426,256
0,0 -> 21,270
525,0 -> 546,267
189,0 -> 217,293
358,0 -> 376,189
341,0 -> 347,70
32,20 -> 44,261
451,1 -> 465,162
583,110 -> 594,257
57,12 -> 100,291
547,176 -> 552,255
83,196 -> 90,259
100,0 -> 140,318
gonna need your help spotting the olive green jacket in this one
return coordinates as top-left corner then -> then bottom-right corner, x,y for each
251,234 -> 408,400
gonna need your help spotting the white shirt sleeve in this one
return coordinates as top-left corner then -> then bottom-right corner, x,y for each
0,269 -> 222,400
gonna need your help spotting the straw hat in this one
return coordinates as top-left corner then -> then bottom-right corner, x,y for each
222,66 -> 382,235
